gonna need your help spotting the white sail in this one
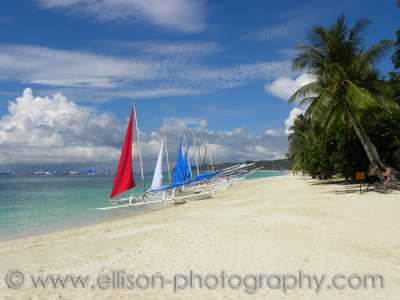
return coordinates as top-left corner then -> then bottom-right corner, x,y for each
150,138 -> 164,191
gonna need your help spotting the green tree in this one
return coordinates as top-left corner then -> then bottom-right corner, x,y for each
392,30 -> 400,70
287,114 -> 368,179
287,114 -> 312,171
364,73 -> 400,170
392,1 -> 400,69
289,15 -> 397,181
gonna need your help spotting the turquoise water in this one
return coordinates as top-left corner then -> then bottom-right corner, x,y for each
0,171 -> 287,240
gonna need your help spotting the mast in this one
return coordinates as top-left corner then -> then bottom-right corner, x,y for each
197,142 -> 202,174
209,143 -> 214,172
164,130 -> 172,185
133,103 -> 146,196
183,129 -> 188,150
183,129 -> 189,178
192,131 -> 200,176
206,141 -> 209,172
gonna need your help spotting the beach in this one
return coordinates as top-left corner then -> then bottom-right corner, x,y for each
0,175 -> 399,299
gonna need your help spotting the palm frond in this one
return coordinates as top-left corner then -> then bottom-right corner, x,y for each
288,81 -> 320,103
355,39 -> 394,67
299,96 -> 318,106
292,44 -> 324,71
309,88 -> 333,123
345,80 -> 378,109
348,18 -> 371,47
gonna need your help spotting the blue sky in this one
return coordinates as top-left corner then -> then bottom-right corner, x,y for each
0,0 -> 398,171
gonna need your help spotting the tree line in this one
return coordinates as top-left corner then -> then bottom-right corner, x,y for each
286,10 -> 400,181
210,159 -> 291,171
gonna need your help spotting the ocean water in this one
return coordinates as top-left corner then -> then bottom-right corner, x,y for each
0,171 -> 287,240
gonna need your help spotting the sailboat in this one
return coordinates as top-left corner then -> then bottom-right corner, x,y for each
146,134 -> 216,204
105,104 -> 170,208
178,138 -> 256,193
146,136 -> 255,202
33,161 -> 45,175
93,105 -> 217,210
92,104 -> 258,211
145,133 -> 256,200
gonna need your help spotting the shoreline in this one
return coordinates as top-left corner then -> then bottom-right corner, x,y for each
0,205 -> 162,243
0,172 -> 286,242
0,176 -> 281,243
1,175 -> 399,299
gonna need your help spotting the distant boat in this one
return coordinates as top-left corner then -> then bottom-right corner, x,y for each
34,161 -> 45,175
88,168 -> 95,175
44,171 -> 54,175
68,171 -> 80,175
13,172 -> 28,176
56,171 -> 69,175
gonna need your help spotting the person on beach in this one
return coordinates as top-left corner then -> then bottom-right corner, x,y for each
366,164 -> 378,191
385,165 -> 392,191
385,165 -> 392,182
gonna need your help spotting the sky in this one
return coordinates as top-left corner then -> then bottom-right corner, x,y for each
0,0 -> 399,172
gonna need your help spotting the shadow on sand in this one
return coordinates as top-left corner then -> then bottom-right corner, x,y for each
308,179 -> 398,195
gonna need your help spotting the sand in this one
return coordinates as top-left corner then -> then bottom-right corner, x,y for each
0,175 -> 399,299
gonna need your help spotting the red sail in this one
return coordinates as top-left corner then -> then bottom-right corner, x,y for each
110,109 -> 136,198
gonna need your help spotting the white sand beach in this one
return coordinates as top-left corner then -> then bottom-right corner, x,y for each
0,175 -> 399,299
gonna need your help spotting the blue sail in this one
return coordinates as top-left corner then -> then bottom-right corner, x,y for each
153,170 -> 222,192
182,142 -> 191,179
151,163 -> 253,193
186,151 -> 195,179
182,149 -> 188,180
173,138 -> 185,184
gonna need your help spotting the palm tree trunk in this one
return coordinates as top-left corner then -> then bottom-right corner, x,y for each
343,98 -> 385,182
358,124 -> 385,169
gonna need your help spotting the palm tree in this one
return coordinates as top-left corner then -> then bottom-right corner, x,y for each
287,114 -> 320,172
287,114 -> 310,171
289,15 -> 397,182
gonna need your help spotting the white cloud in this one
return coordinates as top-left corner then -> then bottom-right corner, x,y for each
131,88 -> 204,99
0,44 -> 291,101
193,61 -> 292,84
243,22 -> 297,42
0,88 -> 124,166
38,0 -> 207,33
264,73 -> 313,135
0,44 -> 160,85
264,73 -> 315,101
0,89 -> 290,171
118,41 -> 221,57
243,17 -> 313,44
265,129 -> 278,136
284,107 -> 304,134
